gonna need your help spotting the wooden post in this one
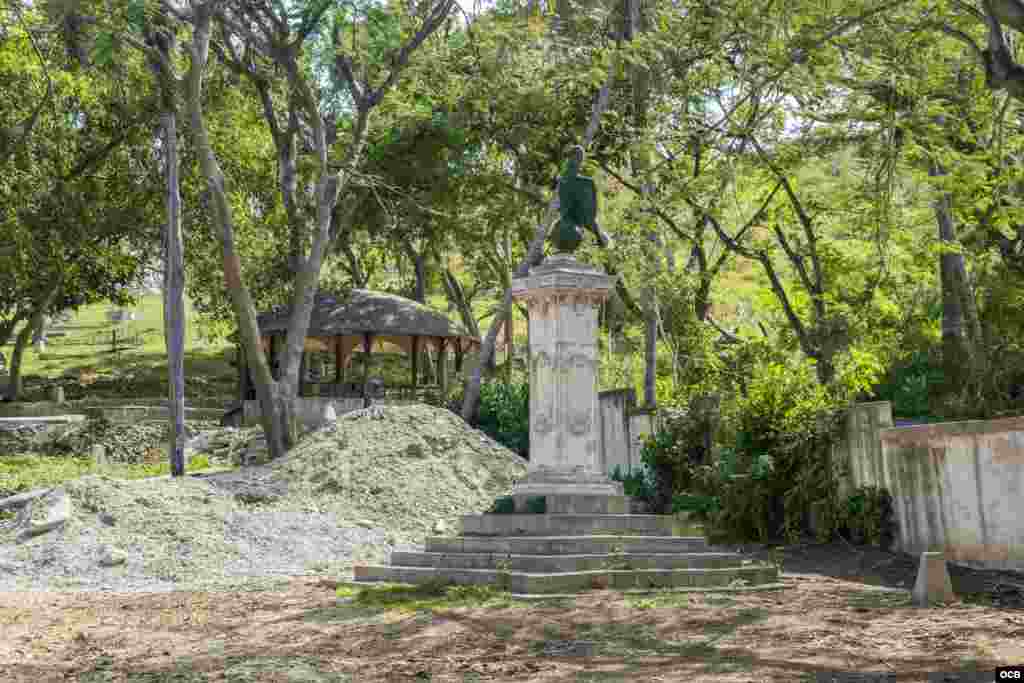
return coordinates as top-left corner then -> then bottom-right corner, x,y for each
437,338 -> 447,401
334,338 -> 343,383
299,351 -> 307,397
455,338 -> 464,373
411,336 -> 420,387
362,333 -> 373,408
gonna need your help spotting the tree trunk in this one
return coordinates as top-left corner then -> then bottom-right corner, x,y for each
150,27 -> 187,478
461,62 -> 614,423
6,286 -> 57,401
411,248 -> 428,303
7,322 -> 34,401
930,161 -> 978,392
442,268 -> 479,337
643,295 -> 657,406
162,107 -> 186,477
184,7 -> 287,460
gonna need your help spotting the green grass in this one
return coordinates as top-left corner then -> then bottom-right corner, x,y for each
2,295 -> 237,402
0,451 -> 221,498
335,581 -> 518,612
334,581 -> 573,613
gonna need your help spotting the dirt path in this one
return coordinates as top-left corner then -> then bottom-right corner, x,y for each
2,543 -> 1023,682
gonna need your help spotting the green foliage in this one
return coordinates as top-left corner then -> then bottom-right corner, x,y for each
639,404 -> 712,514
524,495 -> 547,514
475,380 -> 529,458
837,486 -> 897,549
609,464 -> 655,504
872,350 -> 943,418
488,495 -> 515,514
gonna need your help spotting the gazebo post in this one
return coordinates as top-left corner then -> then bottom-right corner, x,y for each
362,333 -> 374,408
410,336 -> 420,391
299,351 -> 307,397
436,338 -> 447,401
334,337 -> 343,392
454,339 -> 464,373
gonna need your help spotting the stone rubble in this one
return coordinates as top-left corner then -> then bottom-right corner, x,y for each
0,404 -> 528,592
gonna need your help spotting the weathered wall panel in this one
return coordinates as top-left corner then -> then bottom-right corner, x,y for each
841,403 -> 1024,572
598,389 -> 634,476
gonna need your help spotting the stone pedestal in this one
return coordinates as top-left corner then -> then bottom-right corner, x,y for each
510,253 -> 623,505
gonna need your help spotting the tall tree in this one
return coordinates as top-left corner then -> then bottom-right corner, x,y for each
183,0 -> 455,459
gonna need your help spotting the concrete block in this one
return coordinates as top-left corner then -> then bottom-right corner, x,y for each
0,487 -> 53,511
16,487 -> 71,540
460,513 -> 687,537
425,535 -> 710,555
513,493 -> 630,514
912,552 -> 956,606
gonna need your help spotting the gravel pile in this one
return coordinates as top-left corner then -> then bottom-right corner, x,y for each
0,404 -> 528,593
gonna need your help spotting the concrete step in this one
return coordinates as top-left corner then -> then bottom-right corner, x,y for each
510,493 -> 630,514
353,563 -> 779,594
390,551 -> 747,572
460,513 -> 691,537
425,535 -> 711,555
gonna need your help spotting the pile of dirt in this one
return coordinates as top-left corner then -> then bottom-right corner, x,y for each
0,404 -> 528,592
254,403 -> 529,538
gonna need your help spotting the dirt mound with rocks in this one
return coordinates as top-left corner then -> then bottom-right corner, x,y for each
261,403 -> 528,535
0,404 -> 527,592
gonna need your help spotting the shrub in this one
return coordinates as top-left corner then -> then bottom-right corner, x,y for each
610,464 -> 655,505
837,486 -> 897,549
693,359 -> 848,543
525,496 -> 547,514
488,496 -> 515,514
466,381 -> 529,458
639,405 -> 709,514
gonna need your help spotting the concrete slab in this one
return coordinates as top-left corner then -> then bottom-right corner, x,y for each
426,535 -> 711,555
912,551 -> 956,606
391,551 -> 746,572
0,487 -> 54,511
461,513 -> 689,537
0,415 -> 85,430
353,563 -> 779,594
512,493 -> 630,514
508,582 -> 787,599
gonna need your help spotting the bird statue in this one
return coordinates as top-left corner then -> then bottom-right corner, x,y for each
551,145 -> 612,253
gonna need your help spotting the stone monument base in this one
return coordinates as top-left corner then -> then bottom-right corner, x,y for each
353,492 -> 783,596
511,466 -> 625,513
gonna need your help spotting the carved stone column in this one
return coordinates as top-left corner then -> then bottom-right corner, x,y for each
510,253 -> 623,499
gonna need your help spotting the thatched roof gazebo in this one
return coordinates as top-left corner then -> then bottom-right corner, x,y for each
239,289 -> 480,407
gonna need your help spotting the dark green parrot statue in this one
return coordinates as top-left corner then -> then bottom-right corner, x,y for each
552,146 -> 612,253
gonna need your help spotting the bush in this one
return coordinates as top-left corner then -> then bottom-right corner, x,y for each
690,359 -> 848,543
466,381 -> 529,458
488,496 -> 515,514
837,486 -> 896,549
525,496 -> 547,514
610,464 -> 656,505
639,405 -> 711,514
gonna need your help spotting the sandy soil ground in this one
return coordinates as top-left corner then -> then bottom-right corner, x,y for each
2,541 -> 1023,682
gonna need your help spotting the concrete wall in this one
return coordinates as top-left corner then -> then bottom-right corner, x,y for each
838,401 -> 1024,572
0,399 -> 227,422
242,397 -> 365,428
628,408 -> 658,475
598,389 -> 634,475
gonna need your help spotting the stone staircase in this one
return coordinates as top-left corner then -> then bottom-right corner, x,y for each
353,494 -> 782,597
